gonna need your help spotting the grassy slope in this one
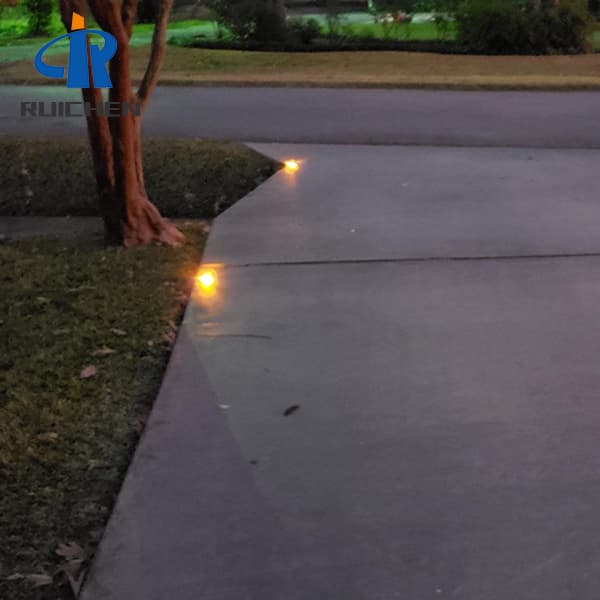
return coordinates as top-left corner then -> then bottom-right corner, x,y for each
2,43 -> 600,89
0,138 -> 279,218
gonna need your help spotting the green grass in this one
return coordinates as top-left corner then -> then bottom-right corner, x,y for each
0,224 -> 207,600
0,16 -> 223,63
0,136 -> 278,600
0,137 -> 279,218
0,137 -> 279,599
342,20 -> 456,41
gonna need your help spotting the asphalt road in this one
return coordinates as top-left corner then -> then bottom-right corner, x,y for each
2,85 -> 600,147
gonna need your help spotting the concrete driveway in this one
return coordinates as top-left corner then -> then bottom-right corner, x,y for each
82,137 -> 600,599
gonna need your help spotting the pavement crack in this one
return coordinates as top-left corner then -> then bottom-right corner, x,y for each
223,251 -> 600,269
197,333 -> 273,340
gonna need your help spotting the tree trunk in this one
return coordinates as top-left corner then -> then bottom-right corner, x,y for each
83,98 -> 183,247
104,33 -> 183,247
61,0 -> 183,247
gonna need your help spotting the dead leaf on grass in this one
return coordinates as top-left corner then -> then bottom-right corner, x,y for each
55,542 -> 85,562
92,346 -> 116,357
25,573 -> 53,587
130,419 -> 145,434
36,432 -> 59,443
65,569 -> 86,596
56,543 -> 88,597
80,365 -> 97,379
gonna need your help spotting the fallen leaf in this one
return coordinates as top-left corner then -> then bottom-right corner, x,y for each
66,569 -> 85,596
92,346 -> 116,357
25,573 -> 53,588
36,432 -> 59,443
130,419 -> 145,434
80,365 -> 97,379
175,292 -> 189,306
162,330 -> 176,345
56,542 -> 85,562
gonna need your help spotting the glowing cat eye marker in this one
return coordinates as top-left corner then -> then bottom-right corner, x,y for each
197,269 -> 217,291
284,159 -> 300,173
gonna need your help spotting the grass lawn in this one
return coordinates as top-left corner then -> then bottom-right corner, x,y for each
0,139 -> 278,600
339,20 -> 455,41
0,137 -> 278,217
0,18 -> 219,63
3,44 -> 600,89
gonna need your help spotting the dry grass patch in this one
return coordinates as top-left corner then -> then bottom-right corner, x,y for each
2,46 -> 600,89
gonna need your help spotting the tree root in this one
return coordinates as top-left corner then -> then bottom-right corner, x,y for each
121,196 -> 185,247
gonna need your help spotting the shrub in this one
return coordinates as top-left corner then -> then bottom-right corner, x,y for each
24,0 -> 54,35
208,0 -> 286,42
457,0 -> 527,53
287,17 -> 321,44
546,0 -> 592,53
457,0 -> 592,54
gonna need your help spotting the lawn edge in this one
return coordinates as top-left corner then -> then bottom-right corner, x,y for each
2,76 -> 600,90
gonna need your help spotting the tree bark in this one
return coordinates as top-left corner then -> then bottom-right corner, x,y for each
61,0 -> 184,247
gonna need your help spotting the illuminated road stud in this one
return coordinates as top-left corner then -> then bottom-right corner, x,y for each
284,159 -> 300,173
196,269 -> 217,291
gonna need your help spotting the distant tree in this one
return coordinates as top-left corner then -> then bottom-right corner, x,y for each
137,0 -> 159,22
58,0 -> 184,246
25,0 -> 55,35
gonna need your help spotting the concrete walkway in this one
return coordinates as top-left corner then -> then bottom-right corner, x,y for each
82,142 -> 600,599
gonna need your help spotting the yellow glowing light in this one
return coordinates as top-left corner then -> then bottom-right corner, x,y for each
284,159 -> 300,173
197,270 -> 217,290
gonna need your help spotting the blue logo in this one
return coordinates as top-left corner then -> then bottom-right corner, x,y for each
34,13 -> 117,88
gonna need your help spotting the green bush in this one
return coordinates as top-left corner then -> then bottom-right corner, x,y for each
208,0 -> 286,42
546,0 -> 592,53
457,0 -> 592,54
287,17 -> 321,44
24,0 -> 55,36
